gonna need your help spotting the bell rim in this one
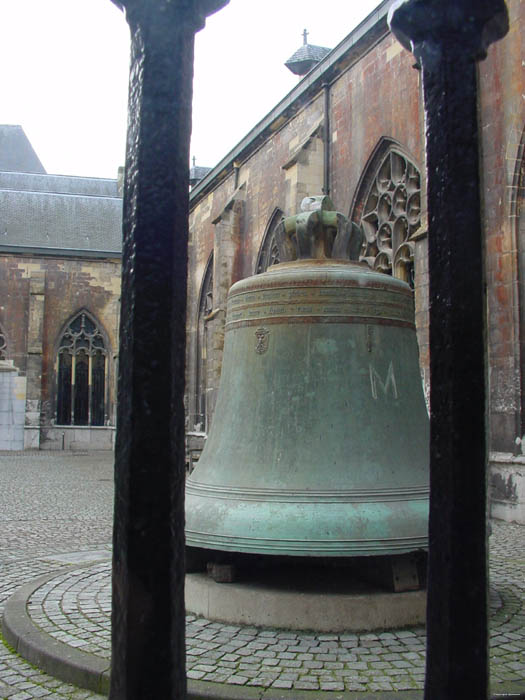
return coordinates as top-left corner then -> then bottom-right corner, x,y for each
184,532 -> 429,556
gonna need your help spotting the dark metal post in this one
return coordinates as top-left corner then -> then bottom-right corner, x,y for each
109,1 -> 228,698
388,2 -> 508,698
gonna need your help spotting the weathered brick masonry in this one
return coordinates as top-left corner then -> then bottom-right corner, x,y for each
0,254 -> 121,448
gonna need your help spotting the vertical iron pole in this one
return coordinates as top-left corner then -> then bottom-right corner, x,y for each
388,2 -> 508,698
423,46 -> 488,700
109,1 -> 228,698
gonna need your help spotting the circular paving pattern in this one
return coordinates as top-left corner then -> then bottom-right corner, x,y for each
0,454 -> 523,698
18,520 -> 525,694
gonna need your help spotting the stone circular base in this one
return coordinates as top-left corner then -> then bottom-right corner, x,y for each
186,573 -> 426,632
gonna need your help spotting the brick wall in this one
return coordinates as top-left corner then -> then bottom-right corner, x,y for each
0,254 -> 121,446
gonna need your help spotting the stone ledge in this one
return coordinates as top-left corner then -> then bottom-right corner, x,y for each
1,569 -> 110,695
490,452 -> 525,465
186,574 -> 426,633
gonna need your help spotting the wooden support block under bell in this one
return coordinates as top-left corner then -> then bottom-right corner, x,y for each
391,554 -> 420,592
185,546 -> 208,573
357,552 -> 426,593
207,562 -> 237,583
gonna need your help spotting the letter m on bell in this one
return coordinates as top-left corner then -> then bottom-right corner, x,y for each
369,361 -> 398,400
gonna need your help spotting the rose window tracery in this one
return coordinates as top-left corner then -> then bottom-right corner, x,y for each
360,150 -> 421,287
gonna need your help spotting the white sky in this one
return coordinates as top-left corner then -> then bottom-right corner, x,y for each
0,0 -> 382,179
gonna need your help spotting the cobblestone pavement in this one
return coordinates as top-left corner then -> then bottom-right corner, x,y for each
0,452 -> 524,698
0,452 -> 112,700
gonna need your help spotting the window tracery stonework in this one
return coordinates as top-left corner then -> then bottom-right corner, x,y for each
0,327 -> 7,360
56,312 -> 107,426
256,211 -> 284,274
194,257 -> 213,431
359,150 -> 421,287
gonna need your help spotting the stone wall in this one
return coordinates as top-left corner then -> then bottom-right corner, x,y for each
479,0 -> 525,454
0,254 -> 121,449
0,362 -> 26,450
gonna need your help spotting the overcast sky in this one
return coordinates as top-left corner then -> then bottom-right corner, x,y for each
0,0 -> 383,179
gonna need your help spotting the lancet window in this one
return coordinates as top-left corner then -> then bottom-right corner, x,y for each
56,311 -> 107,426
516,140 -> 525,436
358,149 -> 421,288
195,256 -> 213,431
0,326 -> 7,360
256,209 -> 284,274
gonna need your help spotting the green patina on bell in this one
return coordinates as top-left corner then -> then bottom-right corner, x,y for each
186,196 -> 429,558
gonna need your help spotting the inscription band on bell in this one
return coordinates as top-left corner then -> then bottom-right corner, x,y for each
227,284 -> 414,329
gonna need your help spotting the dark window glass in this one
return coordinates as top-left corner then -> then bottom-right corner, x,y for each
195,257 -> 213,431
91,352 -> 106,426
56,312 -> 107,426
74,351 -> 89,425
256,209 -> 283,274
57,352 -> 72,425
0,327 -> 7,360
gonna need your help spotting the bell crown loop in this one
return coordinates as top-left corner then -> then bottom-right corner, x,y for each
277,195 -> 364,263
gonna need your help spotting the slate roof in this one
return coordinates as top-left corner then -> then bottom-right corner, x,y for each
285,43 -> 331,76
190,165 -> 212,187
0,171 -> 118,197
0,125 -> 46,174
0,171 -> 122,256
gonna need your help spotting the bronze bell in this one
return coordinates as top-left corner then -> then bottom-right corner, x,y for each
186,197 -> 429,563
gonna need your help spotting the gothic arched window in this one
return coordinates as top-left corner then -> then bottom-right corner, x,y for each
256,209 -> 284,274
56,311 -> 107,426
356,147 -> 421,288
194,256 -> 213,431
0,325 -> 7,360
515,131 -> 525,437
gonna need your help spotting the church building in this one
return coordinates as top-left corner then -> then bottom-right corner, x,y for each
0,0 -> 524,523
0,125 -> 122,451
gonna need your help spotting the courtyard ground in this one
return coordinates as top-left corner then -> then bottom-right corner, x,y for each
0,452 -> 523,699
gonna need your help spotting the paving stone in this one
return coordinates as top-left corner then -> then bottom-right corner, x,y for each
369,681 -> 394,691
272,679 -> 293,689
226,675 -> 249,685
261,658 -> 279,667
346,683 -> 367,691
278,672 -> 299,681
320,681 -> 345,691
346,661 -> 369,670
186,670 -> 205,680
295,680 -> 319,690
203,672 -> 229,682
247,677 -> 273,687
